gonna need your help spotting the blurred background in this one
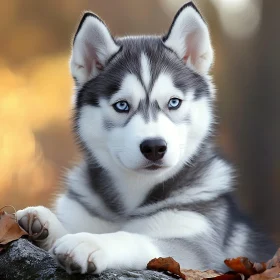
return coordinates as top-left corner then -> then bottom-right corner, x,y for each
0,0 -> 279,244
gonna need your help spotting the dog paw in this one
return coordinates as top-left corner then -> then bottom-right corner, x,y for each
16,206 -> 51,240
50,233 -> 109,274
16,206 -> 67,250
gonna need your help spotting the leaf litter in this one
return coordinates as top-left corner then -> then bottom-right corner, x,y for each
0,205 -> 28,252
147,248 -> 280,280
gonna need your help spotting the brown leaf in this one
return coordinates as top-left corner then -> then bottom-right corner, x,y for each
205,272 -> 244,280
224,257 -> 258,277
147,257 -> 186,279
0,206 -> 28,245
224,249 -> 280,280
181,269 -> 221,280
249,265 -> 280,280
253,262 -> 267,274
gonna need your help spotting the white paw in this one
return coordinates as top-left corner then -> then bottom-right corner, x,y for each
16,206 -> 67,250
50,233 -> 109,274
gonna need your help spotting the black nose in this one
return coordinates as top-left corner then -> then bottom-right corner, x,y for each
140,138 -> 167,161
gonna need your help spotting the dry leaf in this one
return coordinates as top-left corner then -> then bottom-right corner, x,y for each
0,206 -> 28,245
147,257 -> 186,279
205,272 -> 244,280
249,265 -> 280,280
253,263 -> 267,274
224,249 -> 280,279
147,248 -> 280,280
181,269 -> 221,280
224,257 -> 258,277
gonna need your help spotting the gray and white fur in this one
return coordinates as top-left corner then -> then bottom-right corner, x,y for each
16,2 -> 276,275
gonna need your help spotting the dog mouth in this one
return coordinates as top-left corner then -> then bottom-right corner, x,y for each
116,154 -> 168,171
144,164 -> 167,171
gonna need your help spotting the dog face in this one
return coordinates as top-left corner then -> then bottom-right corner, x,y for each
71,3 -> 215,175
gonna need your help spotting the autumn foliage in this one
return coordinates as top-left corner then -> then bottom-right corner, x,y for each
0,206 -> 27,252
147,251 -> 280,280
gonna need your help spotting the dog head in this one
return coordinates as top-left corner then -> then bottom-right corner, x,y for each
71,2 -> 215,176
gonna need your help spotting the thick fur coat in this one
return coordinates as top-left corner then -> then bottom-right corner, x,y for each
16,2 -> 276,275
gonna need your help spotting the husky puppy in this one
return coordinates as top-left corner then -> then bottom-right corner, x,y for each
16,2 -> 276,275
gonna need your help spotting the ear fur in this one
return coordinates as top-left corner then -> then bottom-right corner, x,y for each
163,2 -> 214,74
70,12 -> 120,85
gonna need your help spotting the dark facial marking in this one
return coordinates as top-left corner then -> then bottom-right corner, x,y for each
103,119 -> 116,130
150,101 -> 161,121
138,98 -> 150,123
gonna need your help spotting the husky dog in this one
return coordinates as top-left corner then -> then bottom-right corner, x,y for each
16,2 -> 276,275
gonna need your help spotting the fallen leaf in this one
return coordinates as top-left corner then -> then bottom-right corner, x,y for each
181,269 -> 221,280
205,272 -> 244,280
249,265 -> 280,280
223,249 -> 280,280
0,206 -> 28,245
224,257 -> 258,277
147,248 -> 280,280
253,262 -> 267,274
147,257 -> 186,279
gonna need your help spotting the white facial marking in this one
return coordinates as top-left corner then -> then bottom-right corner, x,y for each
187,97 -> 213,162
110,73 -> 146,107
78,105 -> 105,149
140,53 -> 151,90
150,73 -> 184,104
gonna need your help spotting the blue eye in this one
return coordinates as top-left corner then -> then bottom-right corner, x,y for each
168,98 -> 182,110
113,100 -> 130,113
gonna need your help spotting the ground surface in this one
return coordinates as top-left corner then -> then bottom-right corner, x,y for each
0,239 -> 174,280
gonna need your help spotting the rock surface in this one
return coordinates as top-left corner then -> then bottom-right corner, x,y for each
0,239 -> 175,280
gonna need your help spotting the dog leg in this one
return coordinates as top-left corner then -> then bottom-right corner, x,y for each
49,231 -> 161,274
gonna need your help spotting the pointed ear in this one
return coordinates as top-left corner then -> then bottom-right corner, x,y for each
163,2 -> 213,75
70,12 -> 120,85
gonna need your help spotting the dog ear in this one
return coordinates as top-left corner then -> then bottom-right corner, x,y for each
163,2 -> 213,75
70,12 -> 120,86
